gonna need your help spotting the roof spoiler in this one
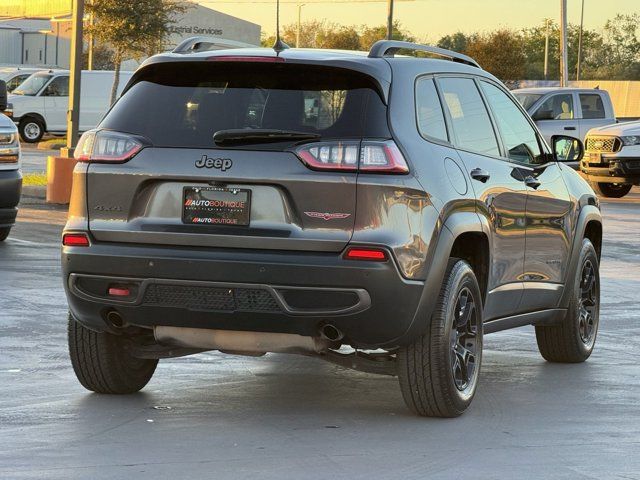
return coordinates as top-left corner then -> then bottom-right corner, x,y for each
368,40 -> 480,68
172,36 -> 257,54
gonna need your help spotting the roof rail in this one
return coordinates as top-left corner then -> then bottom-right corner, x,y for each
368,40 -> 480,68
172,36 -> 256,54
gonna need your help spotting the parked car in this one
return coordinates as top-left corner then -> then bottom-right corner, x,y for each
62,40 -> 602,417
3,69 -> 132,143
513,87 -> 616,146
581,120 -> 640,197
0,67 -> 43,93
0,80 -> 22,242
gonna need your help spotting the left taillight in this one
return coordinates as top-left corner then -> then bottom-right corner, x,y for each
75,129 -> 146,163
294,140 -> 409,174
0,131 -> 19,164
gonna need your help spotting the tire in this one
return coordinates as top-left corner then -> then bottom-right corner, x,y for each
536,239 -> 600,363
397,258 -> 483,417
590,182 -> 632,198
0,227 -> 10,242
68,314 -> 158,393
18,117 -> 44,143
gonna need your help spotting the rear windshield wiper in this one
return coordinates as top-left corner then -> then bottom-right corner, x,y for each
213,129 -> 320,145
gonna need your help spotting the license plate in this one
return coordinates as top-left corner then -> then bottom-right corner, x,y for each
182,186 -> 251,226
589,152 -> 602,163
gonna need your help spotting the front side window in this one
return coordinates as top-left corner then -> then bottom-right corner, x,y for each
579,94 -> 605,119
437,77 -> 500,157
415,77 -> 448,142
11,73 -> 51,96
532,93 -> 574,121
6,74 -> 29,92
42,76 -> 69,97
480,82 -> 544,165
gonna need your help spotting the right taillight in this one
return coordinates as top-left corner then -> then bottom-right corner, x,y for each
294,140 -> 409,174
75,129 -> 146,163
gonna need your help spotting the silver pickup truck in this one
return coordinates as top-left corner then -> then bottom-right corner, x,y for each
513,87 -> 616,146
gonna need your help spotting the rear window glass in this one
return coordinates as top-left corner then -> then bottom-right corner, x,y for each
100,62 -> 390,148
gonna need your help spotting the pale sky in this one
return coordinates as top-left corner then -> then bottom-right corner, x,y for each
199,0 -> 639,41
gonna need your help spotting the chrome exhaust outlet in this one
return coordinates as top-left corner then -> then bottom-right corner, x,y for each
319,324 -> 344,342
106,310 -> 125,328
154,326 -> 330,355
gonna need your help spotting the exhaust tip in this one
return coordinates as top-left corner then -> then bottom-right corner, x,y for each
320,324 -> 344,342
106,310 -> 125,329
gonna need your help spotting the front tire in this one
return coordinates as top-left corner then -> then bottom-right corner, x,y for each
536,239 -> 600,363
0,227 -> 11,242
398,259 -> 483,417
68,314 -> 158,393
590,182 -> 632,198
18,117 -> 44,143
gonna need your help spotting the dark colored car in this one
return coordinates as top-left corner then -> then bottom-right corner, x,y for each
0,80 -> 22,242
62,40 -> 602,417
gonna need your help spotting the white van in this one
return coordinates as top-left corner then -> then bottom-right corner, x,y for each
4,69 -> 133,142
0,67 -> 43,93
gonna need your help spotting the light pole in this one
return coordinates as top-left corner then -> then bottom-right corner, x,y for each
65,0 -> 84,152
559,0 -> 569,87
296,3 -> 305,48
576,0 -> 585,80
386,0 -> 394,40
544,19 -> 550,80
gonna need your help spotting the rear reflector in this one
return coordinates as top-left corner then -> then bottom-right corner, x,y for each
108,286 -> 131,297
62,233 -> 90,247
344,247 -> 387,261
294,140 -> 409,173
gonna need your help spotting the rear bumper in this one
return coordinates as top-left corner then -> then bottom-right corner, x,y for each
0,169 -> 22,227
62,241 -> 425,348
581,155 -> 640,184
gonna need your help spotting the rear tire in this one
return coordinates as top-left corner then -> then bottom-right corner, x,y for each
18,117 -> 44,143
397,259 -> 483,417
68,314 -> 158,393
590,182 -> 632,198
536,239 -> 599,363
0,227 -> 10,242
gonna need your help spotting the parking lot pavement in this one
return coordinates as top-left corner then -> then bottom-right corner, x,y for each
1,190 -> 639,480
19,144 -> 58,175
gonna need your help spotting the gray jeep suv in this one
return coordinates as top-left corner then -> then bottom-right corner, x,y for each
63,40 -> 603,417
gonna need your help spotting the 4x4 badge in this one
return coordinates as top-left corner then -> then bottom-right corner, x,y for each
304,211 -> 351,221
195,155 -> 233,171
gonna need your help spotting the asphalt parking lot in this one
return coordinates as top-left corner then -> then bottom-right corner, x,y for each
1,178 -> 639,478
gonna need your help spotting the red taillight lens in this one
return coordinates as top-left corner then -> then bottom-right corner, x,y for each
62,233 -> 90,247
294,140 -> 408,174
75,130 -> 144,163
108,286 -> 131,297
344,247 -> 387,261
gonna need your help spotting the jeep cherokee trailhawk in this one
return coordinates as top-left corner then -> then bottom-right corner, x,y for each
63,39 -> 603,417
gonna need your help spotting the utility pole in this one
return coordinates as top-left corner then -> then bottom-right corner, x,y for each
576,0 -> 585,81
386,0 -> 394,40
87,3 -> 94,70
65,0 -> 84,153
296,3 -> 305,48
544,19 -> 550,80
559,0 -> 569,87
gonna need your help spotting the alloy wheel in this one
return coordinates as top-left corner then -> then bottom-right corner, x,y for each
24,122 -> 41,141
578,259 -> 598,345
450,287 -> 480,392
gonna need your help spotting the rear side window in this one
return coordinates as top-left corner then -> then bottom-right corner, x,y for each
480,82 -> 544,165
101,62 -> 390,148
437,77 -> 500,157
415,77 -> 448,142
579,94 -> 606,119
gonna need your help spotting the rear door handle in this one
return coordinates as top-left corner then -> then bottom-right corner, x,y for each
524,175 -> 541,189
470,168 -> 490,183
564,126 -> 576,131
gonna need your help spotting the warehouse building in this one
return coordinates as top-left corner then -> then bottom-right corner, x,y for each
0,3 -> 261,69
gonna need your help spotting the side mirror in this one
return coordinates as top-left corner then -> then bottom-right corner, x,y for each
0,80 -> 7,111
552,135 -> 584,162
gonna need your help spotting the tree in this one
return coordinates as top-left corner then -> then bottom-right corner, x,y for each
85,0 -> 188,104
436,32 -> 469,53
359,21 -> 414,50
464,29 -> 526,80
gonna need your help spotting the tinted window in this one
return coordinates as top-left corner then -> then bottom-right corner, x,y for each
415,77 -> 447,141
43,76 -> 69,97
481,82 -> 543,165
579,93 -> 605,119
533,93 -> 574,121
437,77 -> 499,157
101,63 -> 389,148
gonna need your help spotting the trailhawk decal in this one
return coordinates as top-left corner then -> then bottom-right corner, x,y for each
304,212 -> 351,221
